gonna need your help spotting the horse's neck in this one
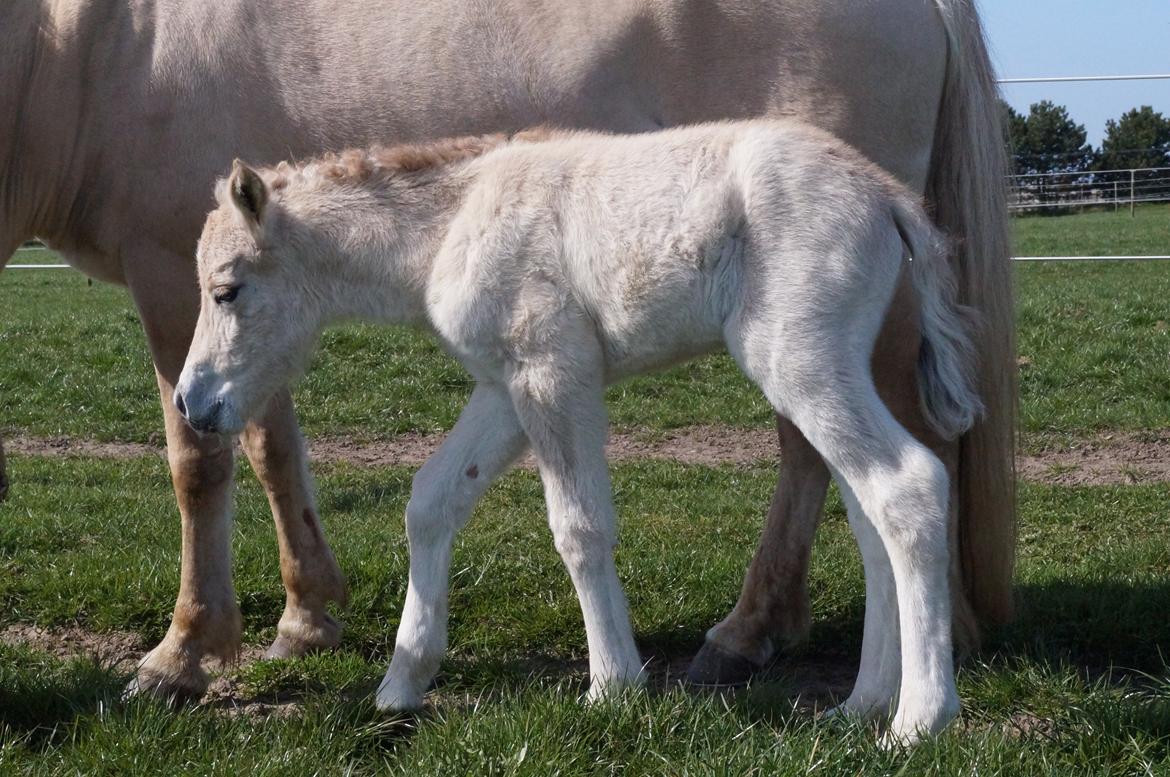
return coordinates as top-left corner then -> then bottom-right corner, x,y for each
325,175 -> 466,326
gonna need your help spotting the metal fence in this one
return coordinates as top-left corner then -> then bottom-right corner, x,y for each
1009,166 -> 1170,213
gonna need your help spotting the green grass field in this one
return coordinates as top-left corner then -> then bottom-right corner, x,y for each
1,206 -> 1169,773
1,456 -> 1168,774
3,205 -> 1170,442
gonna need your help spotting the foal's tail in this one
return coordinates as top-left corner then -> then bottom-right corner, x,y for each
892,202 -> 983,442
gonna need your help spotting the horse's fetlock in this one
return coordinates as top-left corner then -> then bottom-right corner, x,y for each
171,597 -> 243,653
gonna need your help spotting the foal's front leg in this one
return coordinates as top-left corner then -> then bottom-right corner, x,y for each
376,384 -> 528,711
508,362 -> 645,699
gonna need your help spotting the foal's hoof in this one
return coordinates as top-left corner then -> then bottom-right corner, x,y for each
686,641 -> 762,687
123,666 -> 208,707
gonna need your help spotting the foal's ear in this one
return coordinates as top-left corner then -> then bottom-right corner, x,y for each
228,159 -> 268,236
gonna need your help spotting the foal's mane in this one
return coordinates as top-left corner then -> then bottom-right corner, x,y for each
271,126 -> 569,190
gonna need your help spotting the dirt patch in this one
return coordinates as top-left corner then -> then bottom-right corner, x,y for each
9,428 -> 1170,486
0,623 -> 144,669
0,623 -> 304,716
1017,430 -> 1170,486
5,436 -> 163,461
1000,711 -> 1058,740
308,425 -> 781,469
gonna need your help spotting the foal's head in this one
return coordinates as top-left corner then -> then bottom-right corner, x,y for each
175,131 -> 555,434
175,159 -> 329,435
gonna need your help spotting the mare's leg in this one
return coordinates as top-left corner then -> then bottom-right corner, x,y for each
508,360 -> 645,700
123,256 -> 241,700
690,272 -> 969,686
376,384 -> 528,711
238,392 -> 348,659
688,417 -> 827,684
123,251 -> 344,698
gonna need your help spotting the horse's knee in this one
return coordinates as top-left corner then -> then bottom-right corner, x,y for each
548,513 -> 616,574
167,437 -> 234,497
404,473 -> 464,546
239,403 -> 304,486
240,425 -> 290,483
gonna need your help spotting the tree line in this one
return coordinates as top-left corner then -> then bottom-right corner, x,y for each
1003,102 -> 1170,176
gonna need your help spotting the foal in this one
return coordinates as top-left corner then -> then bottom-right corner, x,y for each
176,121 -> 981,743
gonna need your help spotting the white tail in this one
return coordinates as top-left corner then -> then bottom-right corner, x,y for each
893,202 -> 983,442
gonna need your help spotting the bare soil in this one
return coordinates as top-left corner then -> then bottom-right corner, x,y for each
9,427 -> 1170,485
0,623 -> 144,669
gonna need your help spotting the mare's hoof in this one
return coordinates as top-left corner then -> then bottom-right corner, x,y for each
124,668 -> 208,707
262,634 -> 319,660
685,641 -> 762,687
262,616 -> 341,660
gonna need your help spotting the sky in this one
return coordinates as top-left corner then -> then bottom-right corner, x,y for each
979,0 -> 1170,146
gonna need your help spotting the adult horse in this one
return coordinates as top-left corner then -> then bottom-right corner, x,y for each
0,0 -> 1013,700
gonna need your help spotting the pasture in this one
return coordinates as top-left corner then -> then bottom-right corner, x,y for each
1,205 -> 1169,774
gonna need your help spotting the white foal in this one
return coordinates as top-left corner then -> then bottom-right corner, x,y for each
176,121 -> 981,743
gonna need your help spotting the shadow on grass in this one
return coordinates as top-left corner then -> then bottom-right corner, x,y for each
993,579 -> 1170,677
0,651 -> 127,745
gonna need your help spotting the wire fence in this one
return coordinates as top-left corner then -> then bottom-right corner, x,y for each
1009,166 -> 1170,213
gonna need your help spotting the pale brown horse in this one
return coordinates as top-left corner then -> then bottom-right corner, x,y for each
0,0 -> 1013,700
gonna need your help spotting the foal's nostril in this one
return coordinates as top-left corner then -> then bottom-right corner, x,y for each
173,390 -> 188,419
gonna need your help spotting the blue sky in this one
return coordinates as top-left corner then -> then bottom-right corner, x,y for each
980,0 -> 1169,146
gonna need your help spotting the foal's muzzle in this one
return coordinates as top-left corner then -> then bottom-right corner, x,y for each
173,389 -> 225,434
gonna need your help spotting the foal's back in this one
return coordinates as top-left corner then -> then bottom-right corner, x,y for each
439,121 -> 913,380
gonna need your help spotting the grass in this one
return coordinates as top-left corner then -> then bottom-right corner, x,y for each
2,208 -> 1170,771
0,455 -> 1167,773
4,205 -> 1170,443
1011,203 -> 1170,258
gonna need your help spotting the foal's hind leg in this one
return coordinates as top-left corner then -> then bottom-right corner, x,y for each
824,481 -> 900,721
731,279 -> 959,740
376,384 -> 528,711
691,273 -> 971,686
239,391 -> 348,659
793,406 -> 956,739
773,378 -> 959,741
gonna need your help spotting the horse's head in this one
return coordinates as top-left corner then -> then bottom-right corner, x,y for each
175,160 -> 322,435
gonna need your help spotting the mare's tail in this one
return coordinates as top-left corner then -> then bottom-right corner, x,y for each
930,0 -> 1017,629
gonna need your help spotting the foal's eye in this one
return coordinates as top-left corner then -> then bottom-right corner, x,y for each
213,285 -> 242,305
